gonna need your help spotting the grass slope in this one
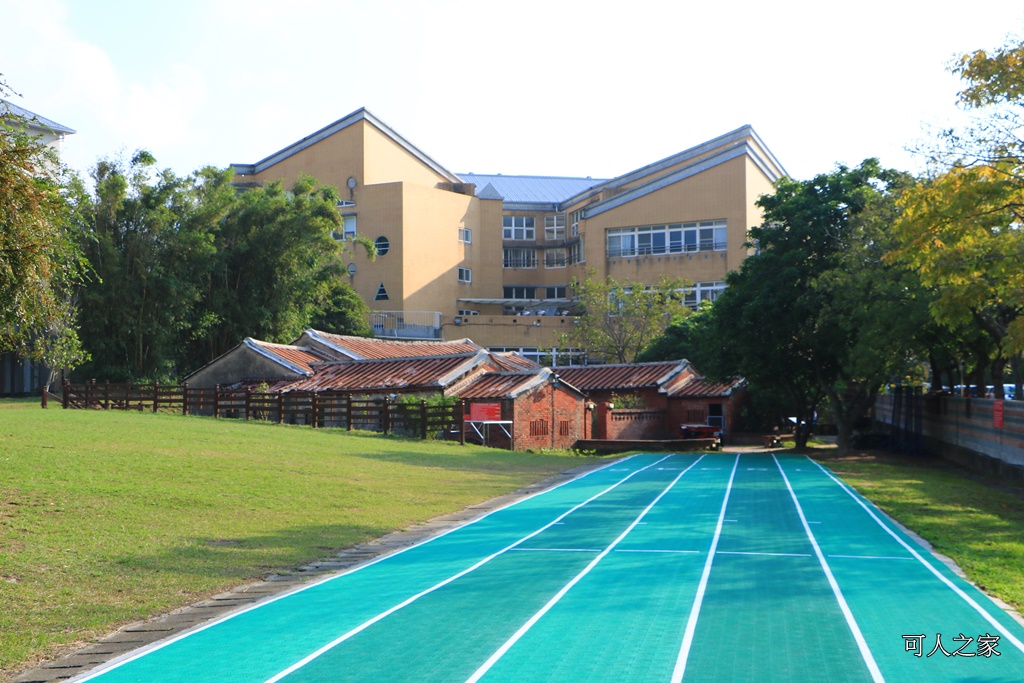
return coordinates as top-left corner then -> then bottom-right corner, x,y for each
0,399 -> 588,677
822,453 -> 1024,614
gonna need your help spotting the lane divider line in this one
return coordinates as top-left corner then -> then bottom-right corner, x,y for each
670,454 -> 740,683
465,454 -> 709,683
808,456 -> 1024,656
716,551 -> 812,558
263,453 -> 681,683
774,455 -> 885,683
72,453 -> 648,683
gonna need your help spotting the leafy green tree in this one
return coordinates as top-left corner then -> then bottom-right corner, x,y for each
560,270 -> 689,363
707,160 -> 927,452
637,301 -> 716,368
890,35 -> 1024,397
0,76 -> 90,385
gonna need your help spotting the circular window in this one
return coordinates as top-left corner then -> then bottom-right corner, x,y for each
374,236 -> 390,256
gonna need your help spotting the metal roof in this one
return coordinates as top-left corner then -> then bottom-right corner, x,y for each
282,354 -> 481,392
0,100 -> 76,135
457,174 -> 606,205
304,330 -> 481,360
551,361 -> 690,392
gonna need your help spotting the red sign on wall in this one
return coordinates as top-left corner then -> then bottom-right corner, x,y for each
994,399 -> 1004,429
469,402 -> 502,421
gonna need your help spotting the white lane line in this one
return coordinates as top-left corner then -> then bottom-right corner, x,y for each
616,549 -> 702,554
512,548 -> 601,553
774,455 -> 885,683
809,456 -> 1024,656
670,455 -> 740,683
717,551 -> 812,558
262,454 -> 680,683
465,455 -> 708,683
72,453 -> 646,683
827,555 -> 914,561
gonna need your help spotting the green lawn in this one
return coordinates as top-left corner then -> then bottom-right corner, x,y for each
0,399 -> 589,677
819,452 -> 1024,615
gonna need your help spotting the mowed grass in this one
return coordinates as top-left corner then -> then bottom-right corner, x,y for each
822,452 -> 1024,614
0,399 -> 590,677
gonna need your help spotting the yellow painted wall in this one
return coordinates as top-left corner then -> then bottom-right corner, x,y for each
362,122 -> 452,188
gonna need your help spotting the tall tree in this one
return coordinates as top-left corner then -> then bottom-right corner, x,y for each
705,160 -> 927,452
560,271 -> 689,363
892,35 -> 1024,393
0,76 -> 90,384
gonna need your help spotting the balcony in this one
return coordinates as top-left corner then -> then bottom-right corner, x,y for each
369,311 -> 442,340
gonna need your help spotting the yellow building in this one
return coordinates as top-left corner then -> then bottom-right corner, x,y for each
230,108 -> 785,365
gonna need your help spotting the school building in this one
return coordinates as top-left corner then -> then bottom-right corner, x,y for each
230,108 -> 786,364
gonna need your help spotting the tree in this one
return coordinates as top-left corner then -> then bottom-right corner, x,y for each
560,271 -> 689,363
0,76 -> 90,385
706,160 -> 927,452
891,35 -> 1024,394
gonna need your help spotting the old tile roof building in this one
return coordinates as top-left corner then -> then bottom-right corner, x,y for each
230,108 -> 786,364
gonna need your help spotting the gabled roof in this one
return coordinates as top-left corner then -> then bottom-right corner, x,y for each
0,100 -> 75,135
230,108 -> 461,183
246,339 -> 329,375
668,376 -> 747,398
490,352 -> 541,372
456,174 -> 607,206
454,367 -> 585,400
552,361 -> 693,392
300,329 -> 481,360
281,352 -> 487,392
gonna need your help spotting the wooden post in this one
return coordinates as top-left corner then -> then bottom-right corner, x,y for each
311,392 -> 319,428
41,386 -> 48,409
62,380 -> 69,410
182,383 -> 189,416
244,387 -> 251,421
460,400 -> 466,445
420,400 -> 428,440
278,391 -> 284,424
153,380 -> 159,413
346,393 -> 353,431
103,380 -> 110,411
214,385 -> 221,418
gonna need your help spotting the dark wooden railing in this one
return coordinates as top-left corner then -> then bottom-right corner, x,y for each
59,380 -> 465,443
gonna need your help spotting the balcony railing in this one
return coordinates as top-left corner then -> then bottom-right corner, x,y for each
369,311 -> 442,340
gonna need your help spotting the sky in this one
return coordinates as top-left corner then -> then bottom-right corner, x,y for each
2,0 -> 1023,184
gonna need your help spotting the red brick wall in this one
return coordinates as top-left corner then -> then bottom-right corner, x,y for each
513,384 -> 585,451
605,409 -> 667,440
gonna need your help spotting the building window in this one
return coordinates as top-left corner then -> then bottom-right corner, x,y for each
503,248 -> 537,269
374,283 -> 389,301
544,214 -> 566,242
606,220 -> 727,258
571,209 -> 584,237
343,215 -> 357,238
569,238 -> 585,265
530,419 -> 549,437
458,267 -> 472,283
503,216 -> 535,241
457,309 -> 479,316
558,420 -> 571,436
374,236 -> 390,256
544,248 -> 567,268
545,286 -> 567,299
503,286 -> 537,299
683,281 -> 726,309
459,227 -> 472,243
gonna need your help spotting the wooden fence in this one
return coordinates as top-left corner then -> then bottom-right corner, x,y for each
60,380 -> 465,442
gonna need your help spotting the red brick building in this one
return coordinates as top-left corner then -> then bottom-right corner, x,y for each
554,361 -> 746,440
454,369 -> 586,451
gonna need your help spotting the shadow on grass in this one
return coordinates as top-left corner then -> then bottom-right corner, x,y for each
115,522 -> 392,581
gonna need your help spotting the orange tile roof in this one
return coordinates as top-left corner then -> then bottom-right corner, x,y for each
282,354 -> 479,392
454,373 -> 541,399
669,376 -> 747,398
250,340 -> 329,375
551,361 -> 689,392
308,330 -> 481,360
